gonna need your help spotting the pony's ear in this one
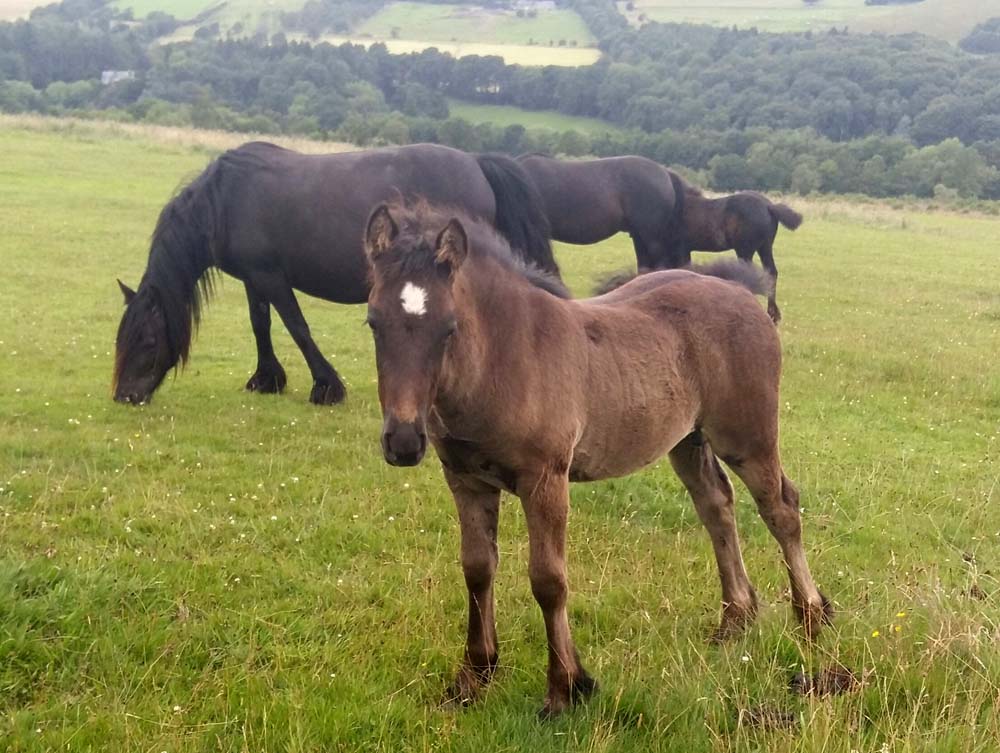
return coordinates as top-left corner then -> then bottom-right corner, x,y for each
435,218 -> 468,273
365,204 -> 398,260
117,278 -> 137,305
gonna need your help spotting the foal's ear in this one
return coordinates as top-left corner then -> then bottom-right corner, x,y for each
435,218 -> 468,273
117,278 -> 137,305
365,204 -> 398,260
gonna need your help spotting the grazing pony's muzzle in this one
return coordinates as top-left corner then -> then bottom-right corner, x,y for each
113,389 -> 150,406
381,415 -> 427,467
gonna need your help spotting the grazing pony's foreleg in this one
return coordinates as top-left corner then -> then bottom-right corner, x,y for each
443,471 -> 502,706
758,237 -> 781,323
631,234 -> 655,274
669,433 -> 758,640
730,454 -> 831,638
518,470 -> 596,718
250,273 -> 346,405
243,284 -> 287,395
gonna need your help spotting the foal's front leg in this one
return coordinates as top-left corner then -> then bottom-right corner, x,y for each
519,471 -> 596,718
444,471 -> 501,706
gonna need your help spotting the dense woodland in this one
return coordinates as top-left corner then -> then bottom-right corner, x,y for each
1,0 -> 998,199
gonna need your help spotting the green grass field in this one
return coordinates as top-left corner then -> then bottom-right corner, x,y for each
2,122 -> 1000,752
359,2 -> 594,46
114,0 -> 307,34
627,0 -> 1000,42
446,99 -> 622,134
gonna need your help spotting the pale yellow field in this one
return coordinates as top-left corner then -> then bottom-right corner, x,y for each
288,34 -> 603,66
0,0 -> 49,20
0,113 -> 356,154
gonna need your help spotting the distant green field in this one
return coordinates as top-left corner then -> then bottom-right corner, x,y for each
114,0 -> 307,34
3,120 -> 1000,752
627,0 -> 1000,41
447,98 -> 623,134
359,2 -> 596,46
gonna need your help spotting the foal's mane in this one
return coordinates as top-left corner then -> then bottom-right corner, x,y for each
381,201 -> 570,299
115,142 -> 285,387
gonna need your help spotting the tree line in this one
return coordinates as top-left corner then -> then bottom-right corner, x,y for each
0,0 -> 998,200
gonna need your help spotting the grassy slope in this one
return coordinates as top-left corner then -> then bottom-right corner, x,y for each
628,0 -> 1000,41
446,98 -> 623,134
1,123 -> 999,752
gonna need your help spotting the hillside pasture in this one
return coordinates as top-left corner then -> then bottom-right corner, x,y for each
1,121 -> 999,752
445,98 -> 623,134
358,2 -> 596,46
114,0 -> 308,35
624,0 -> 1000,41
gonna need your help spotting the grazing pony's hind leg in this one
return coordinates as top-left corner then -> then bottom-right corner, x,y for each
244,284 -> 287,395
631,234 -> 655,274
758,236 -> 781,323
729,454 -> 831,638
251,273 -> 346,405
443,471 -> 502,707
669,433 -> 758,640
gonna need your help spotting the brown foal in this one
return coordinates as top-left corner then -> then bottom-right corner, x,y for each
363,202 -> 830,717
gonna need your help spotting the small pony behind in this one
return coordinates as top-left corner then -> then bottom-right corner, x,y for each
364,201 -> 830,718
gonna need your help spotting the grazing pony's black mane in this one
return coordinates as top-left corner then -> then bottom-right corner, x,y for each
380,202 -> 570,299
114,142 -> 286,386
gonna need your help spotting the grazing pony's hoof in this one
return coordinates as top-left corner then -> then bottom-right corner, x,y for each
246,362 -> 287,394
796,593 -> 834,639
538,671 -> 598,720
310,374 -> 346,405
767,301 -> 782,324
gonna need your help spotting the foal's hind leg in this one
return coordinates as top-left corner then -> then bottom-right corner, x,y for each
443,471 -> 502,706
250,273 -> 346,405
758,237 -> 781,323
730,454 -> 831,638
243,284 -> 287,394
669,432 -> 758,640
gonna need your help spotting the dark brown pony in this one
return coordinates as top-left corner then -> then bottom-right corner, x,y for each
113,141 -> 556,405
363,202 -> 831,718
672,179 -> 803,322
517,153 -> 684,272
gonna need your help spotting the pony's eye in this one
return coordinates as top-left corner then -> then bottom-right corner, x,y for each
366,317 -> 379,333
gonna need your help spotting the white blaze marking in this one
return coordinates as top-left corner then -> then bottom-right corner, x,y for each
400,282 -> 427,316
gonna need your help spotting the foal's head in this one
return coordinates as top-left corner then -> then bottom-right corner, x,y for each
364,204 -> 468,467
113,279 -> 176,405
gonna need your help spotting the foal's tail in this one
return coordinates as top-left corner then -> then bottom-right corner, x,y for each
768,201 -> 803,230
593,260 -> 770,297
476,153 -> 560,276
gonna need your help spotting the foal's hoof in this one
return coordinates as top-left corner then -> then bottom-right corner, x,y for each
711,598 -> 759,643
309,377 -> 346,405
795,593 -> 834,640
768,303 -> 782,324
537,672 -> 598,720
246,365 -> 287,394
442,661 -> 497,709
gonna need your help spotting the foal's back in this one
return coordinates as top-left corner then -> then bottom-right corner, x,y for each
568,270 -> 780,481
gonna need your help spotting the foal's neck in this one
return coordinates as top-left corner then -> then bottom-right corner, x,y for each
439,256 -> 563,411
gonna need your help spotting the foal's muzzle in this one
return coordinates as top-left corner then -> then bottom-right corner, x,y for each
381,416 -> 427,467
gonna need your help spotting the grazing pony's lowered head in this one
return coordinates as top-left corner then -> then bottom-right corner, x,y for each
113,279 -> 178,404
364,204 -> 469,467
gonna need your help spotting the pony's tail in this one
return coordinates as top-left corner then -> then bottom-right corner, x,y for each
768,202 -> 803,230
592,260 -> 770,297
476,153 -> 560,276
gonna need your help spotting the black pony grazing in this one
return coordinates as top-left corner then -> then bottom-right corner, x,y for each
517,153 -> 686,271
113,142 -> 557,405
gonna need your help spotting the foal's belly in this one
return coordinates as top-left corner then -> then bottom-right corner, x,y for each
568,415 -> 695,483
